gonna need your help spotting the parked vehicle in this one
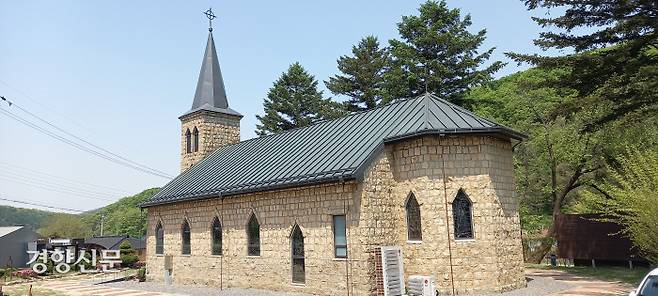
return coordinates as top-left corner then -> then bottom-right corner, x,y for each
630,268 -> 658,296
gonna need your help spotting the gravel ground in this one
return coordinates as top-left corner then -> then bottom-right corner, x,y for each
475,276 -> 573,296
104,281 -> 311,296
104,275 -> 571,296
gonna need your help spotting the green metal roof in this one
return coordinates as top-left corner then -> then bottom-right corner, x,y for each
141,93 -> 524,208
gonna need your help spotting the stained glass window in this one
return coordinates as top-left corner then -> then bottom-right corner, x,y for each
453,189 -> 474,239
211,217 -> 222,255
291,225 -> 305,284
247,214 -> 260,256
155,222 -> 164,255
181,220 -> 191,255
406,193 -> 422,241
333,215 -> 347,258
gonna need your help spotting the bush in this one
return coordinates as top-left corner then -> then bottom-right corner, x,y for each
137,267 -> 146,282
119,241 -> 139,267
12,269 -> 37,278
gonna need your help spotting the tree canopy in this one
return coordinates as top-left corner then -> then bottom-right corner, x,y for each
256,62 -> 342,135
386,0 -> 503,104
325,36 -> 391,112
508,0 -> 658,130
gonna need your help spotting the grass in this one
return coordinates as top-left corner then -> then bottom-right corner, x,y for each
529,263 -> 651,285
2,284 -> 67,296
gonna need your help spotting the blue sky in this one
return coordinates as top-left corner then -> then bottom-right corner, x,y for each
0,1 -> 557,212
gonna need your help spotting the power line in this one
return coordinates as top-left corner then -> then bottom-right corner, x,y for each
0,176 -> 114,202
0,196 -> 85,213
0,172 -> 115,200
0,105 -> 173,179
0,161 -> 132,195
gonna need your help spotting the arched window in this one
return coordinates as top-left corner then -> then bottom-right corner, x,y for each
155,222 -> 164,255
192,127 -> 199,152
247,213 -> 260,256
185,129 -> 192,153
181,220 -> 191,255
406,193 -> 422,241
453,189 -> 474,239
211,217 -> 222,256
291,224 -> 305,284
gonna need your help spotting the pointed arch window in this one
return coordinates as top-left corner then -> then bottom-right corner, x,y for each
185,129 -> 192,153
406,193 -> 422,241
181,220 -> 191,255
453,189 -> 474,239
211,217 -> 222,256
155,222 -> 164,255
291,225 -> 305,284
192,127 -> 199,152
247,214 -> 260,256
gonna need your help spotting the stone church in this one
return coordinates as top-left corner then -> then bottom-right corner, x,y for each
140,29 -> 526,295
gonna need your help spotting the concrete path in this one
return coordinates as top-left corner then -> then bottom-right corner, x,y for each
36,280 -> 175,296
527,269 -> 634,296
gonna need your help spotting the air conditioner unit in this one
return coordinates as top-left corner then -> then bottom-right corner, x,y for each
408,275 -> 435,296
380,246 -> 405,296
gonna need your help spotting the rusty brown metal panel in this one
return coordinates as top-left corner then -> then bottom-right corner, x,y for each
555,214 -> 640,261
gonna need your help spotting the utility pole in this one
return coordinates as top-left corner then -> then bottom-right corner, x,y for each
100,214 -> 105,236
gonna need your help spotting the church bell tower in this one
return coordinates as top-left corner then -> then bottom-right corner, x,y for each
180,9 -> 241,171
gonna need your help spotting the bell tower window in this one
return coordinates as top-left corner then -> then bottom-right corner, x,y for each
193,127 -> 199,152
185,129 -> 192,154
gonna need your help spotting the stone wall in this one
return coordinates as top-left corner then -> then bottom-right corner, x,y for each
147,134 -> 525,295
353,135 -> 526,294
180,110 -> 240,172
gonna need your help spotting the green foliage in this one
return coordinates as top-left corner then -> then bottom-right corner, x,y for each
137,267 -> 146,282
38,213 -> 89,238
81,188 -> 158,237
256,62 -> 344,135
325,36 -> 392,112
584,149 -> 658,264
386,0 -> 503,104
0,205 -> 54,230
119,241 -> 139,267
509,0 -> 658,130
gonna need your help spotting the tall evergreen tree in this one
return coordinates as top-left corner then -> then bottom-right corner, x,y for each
256,63 -> 339,136
387,0 -> 503,104
325,36 -> 391,112
509,0 -> 658,131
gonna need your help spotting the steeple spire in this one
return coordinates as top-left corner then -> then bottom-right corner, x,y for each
181,10 -> 241,118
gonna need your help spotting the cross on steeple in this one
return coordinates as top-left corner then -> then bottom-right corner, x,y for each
204,8 -> 216,32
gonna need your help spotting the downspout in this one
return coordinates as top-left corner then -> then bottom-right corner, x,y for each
441,155 -> 456,295
220,194 -> 223,290
340,175 -> 350,296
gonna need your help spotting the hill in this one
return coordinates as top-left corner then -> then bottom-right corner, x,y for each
1,188 -> 159,238
81,188 -> 159,237
0,205 -> 55,230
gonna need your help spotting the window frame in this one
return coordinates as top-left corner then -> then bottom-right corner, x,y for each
181,219 -> 191,255
211,217 -> 222,256
155,222 -> 164,255
192,127 -> 199,152
290,224 -> 305,284
452,189 -> 474,240
247,213 -> 261,256
332,215 -> 347,259
405,193 -> 423,242
185,129 -> 192,153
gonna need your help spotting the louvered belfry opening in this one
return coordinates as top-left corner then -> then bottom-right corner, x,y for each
291,225 -> 305,284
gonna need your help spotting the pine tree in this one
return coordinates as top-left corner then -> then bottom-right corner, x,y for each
387,0 -> 503,104
256,63 -> 340,136
509,0 -> 658,130
325,36 -> 391,112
